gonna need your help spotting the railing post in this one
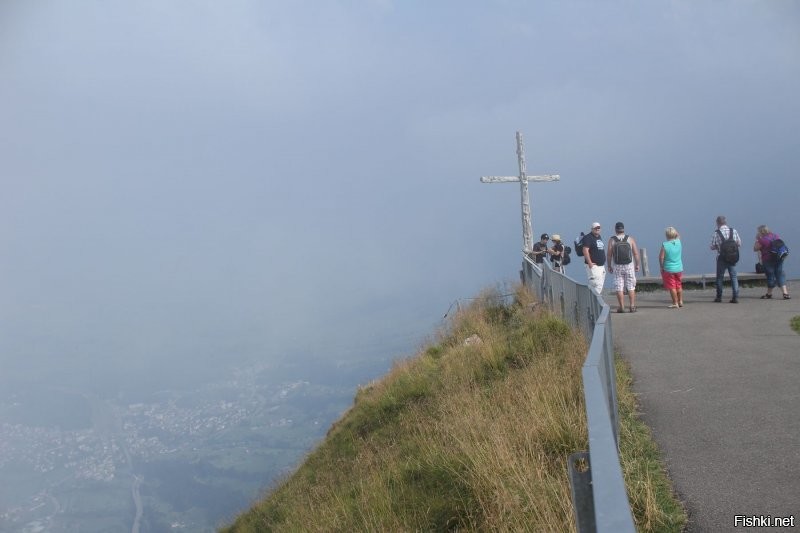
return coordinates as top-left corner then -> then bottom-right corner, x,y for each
640,247 -> 650,277
568,452 -> 596,533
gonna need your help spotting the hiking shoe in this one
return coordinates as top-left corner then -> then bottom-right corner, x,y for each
713,297 -> 722,303
629,306 -> 637,313
730,298 -> 738,303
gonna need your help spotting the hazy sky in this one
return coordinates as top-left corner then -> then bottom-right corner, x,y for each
2,1 -> 799,390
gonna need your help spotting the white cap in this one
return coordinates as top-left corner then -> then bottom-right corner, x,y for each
591,222 -> 601,229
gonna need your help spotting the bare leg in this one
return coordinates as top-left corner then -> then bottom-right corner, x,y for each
628,290 -> 636,310
669,288 -> 679,306
677,288 -> 683,306
616,291 -> 625,310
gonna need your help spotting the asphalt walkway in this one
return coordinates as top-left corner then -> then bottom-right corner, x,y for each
609,284 -> 800,532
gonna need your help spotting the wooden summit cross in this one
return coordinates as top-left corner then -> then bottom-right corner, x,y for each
481,131 -> 560,254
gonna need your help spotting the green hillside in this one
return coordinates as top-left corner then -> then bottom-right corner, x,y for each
222,285 -> 685,532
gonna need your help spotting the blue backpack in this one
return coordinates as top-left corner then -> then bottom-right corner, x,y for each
770,237 -> 789,262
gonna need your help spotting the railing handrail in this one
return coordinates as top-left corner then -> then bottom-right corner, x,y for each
521,255 -> 635,532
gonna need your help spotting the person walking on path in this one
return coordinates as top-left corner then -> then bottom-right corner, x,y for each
530,233 -> 551,264
659,226 -> 684,308
754,224 -> 791,300
710,215 -> 742,303
607,221 -> 640,313
549,234 -> 565,274
582,222 -> 606,295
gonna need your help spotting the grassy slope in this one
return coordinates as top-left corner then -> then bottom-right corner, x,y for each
222,286 -> 686,532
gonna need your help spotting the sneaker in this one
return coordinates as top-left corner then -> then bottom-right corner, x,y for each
730,298 -> 738,303
784,294 -> 791,300
713,297 -> 722,303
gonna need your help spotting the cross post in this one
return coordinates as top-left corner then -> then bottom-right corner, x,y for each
481,131 -> 560,254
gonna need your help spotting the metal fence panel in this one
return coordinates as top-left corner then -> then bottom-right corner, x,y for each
522,256 -> 635,532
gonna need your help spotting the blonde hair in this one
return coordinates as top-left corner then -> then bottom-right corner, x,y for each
757,225 -> 770,236
665,226 -> 679,240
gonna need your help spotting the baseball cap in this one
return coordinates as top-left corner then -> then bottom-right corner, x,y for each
591,222 -> 601,229
615,222 -> 625,231
540,233 -> 549,240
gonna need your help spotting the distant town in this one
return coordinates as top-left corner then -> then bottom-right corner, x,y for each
0,362 -> 361,533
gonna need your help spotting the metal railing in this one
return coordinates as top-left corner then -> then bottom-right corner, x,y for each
521,256 -> 635,532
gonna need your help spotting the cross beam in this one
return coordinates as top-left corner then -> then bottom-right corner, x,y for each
480,131 -> 560,254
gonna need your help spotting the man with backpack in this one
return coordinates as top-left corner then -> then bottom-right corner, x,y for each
710,215 -> 742,303
550,234 -> 568,273
607,221 -> 640,313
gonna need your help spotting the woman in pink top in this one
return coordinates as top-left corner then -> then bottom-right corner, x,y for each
754,225 -> 790,299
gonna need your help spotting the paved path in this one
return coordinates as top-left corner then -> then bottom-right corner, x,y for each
609,284 -> 800,532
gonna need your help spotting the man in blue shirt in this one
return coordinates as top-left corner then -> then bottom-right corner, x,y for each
582,222 -> 606,295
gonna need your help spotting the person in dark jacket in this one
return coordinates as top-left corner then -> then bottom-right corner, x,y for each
531,233 -> 551,264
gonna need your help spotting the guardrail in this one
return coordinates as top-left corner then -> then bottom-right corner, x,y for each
521,256 -> 636,532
